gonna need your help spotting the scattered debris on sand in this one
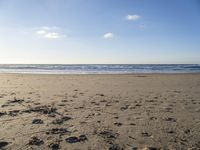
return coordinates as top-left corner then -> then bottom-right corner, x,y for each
32,119 -> 44,124
0,141 -> 9,148
65,135 -> 88,143
49,143 -> 60,150
46,128 -> 70,135
9,98 -> 24,104
99,130 -> 119,139
29,136 -> 44,146
52,116 -> 72,125
23,105 -> 57,115
0,111 -> 7,117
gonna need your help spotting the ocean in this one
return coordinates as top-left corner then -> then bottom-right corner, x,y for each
0,64 -> 200,74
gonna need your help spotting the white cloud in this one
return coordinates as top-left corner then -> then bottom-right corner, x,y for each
35,26 -> 65,39
126,15 -> 141,21
44,32 -> 61,39
103,32 -> 114,39
36,30 -> 46,35
41,26 -> 59,30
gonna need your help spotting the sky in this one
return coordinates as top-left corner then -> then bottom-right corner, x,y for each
0,0 -> 200,64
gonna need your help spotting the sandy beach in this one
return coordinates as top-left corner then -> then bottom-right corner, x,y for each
0,73 -> 200,150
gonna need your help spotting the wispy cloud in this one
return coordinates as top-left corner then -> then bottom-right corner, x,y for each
36,30 -> 46,35
35,26 -> 65,39
103,32 -> 114,39
126,15 -> 141,21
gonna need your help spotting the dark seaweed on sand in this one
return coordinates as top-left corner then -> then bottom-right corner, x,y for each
46,128 -> 70,135
52,116 -> 72,125
65,135 -> 88,143
22,105 -> 57,115
0,141 -> 9,148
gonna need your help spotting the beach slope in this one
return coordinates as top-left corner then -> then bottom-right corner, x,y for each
0,74 -> 200,149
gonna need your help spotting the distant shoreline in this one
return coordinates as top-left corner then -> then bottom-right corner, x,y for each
0,72 -> 200,77
0,64 -> 200,74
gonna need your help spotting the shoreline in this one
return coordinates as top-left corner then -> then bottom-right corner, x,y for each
1,72 -> 200,76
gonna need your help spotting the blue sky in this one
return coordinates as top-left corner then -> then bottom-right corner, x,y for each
0,0 -> 199,64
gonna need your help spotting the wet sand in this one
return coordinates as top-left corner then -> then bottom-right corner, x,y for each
0,73 -> 200,150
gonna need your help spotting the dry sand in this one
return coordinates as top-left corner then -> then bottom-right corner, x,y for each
0,74 -> 200,150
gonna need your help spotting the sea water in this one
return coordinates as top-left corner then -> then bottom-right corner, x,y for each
0,64 -> 200,74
